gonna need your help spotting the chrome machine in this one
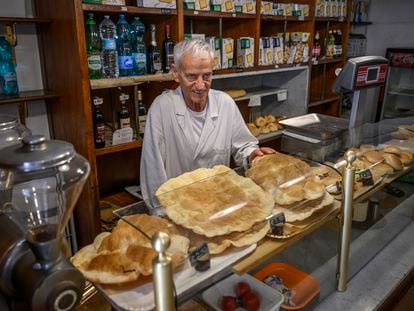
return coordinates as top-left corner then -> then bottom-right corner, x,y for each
0,135 -> 90,310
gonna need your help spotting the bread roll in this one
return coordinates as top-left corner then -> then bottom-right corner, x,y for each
265,115 -> 276,124
266,123 -> 279,132
247,123 -> 261,137
223,88 -> 247,98
359,144 -> 375,153
371,163 -> 394,177
383,153 -> 403,171
260,125 -> 270,134
400,151 -> 414,165
383,146 -> 401,155
364,150 -> 384,163
255,116 -> 266,127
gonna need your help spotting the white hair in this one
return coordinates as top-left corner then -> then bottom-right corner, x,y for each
173,39 -> 214,69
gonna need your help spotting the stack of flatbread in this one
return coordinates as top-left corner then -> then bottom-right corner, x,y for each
71,214 -> 189,284
156,165 -> 273,254
246,153 -> 338,222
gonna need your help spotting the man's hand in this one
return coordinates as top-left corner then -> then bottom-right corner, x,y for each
249,147 -> 276,164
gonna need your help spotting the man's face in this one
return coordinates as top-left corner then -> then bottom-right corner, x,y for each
172,52 -> 213,111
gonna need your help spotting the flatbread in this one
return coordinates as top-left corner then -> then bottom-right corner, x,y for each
186,221 -> 270,255
71,215 -> 189,284
156,165 -> 274,237
272,192 -> 335,222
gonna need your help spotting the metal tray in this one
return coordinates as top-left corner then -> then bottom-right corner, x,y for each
279,113 -> 349,140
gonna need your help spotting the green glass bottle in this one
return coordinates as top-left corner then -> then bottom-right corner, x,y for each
85,13 -> 102,79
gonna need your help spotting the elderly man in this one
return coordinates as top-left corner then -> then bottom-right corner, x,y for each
140,39 -> 275,213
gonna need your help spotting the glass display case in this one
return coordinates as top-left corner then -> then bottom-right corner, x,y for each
379,48 -> 414,120
77,116 -> 414,311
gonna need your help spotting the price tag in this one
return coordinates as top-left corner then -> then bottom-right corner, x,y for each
269,212 -> 285,236
189,242 -> 210,271
232,13 -> 236,17
267,15 -> 273,20
299,15 -> 304,21
339,16 -> 344,22
112,127 -> 133,145
193,10 -> 199,15
248,95 -> 261,107
360,169 -> 374,186
336,180 -> 343,192
120,6 -> 127,12
161,8 -> 172,15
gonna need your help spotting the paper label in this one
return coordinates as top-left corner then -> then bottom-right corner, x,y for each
112,127 -> 133,145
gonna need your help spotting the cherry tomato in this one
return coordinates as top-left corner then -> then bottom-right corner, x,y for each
220,296 -> 237,311
242,291 -> 260,311
235,281 -> 251,298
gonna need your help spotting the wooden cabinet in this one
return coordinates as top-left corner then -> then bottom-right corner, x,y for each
34,0 -> 350,246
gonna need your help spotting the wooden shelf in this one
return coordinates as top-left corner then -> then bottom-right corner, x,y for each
261,15 -> 312,22
82,4 -> 177,15
0,16 -> 51,24
95,140 -> 143,157
309,95 -> 340,107
315,17 -> 346,22
312,58 -> 343,66
350,21 -> 372,26
233,87 -> 287,102
184,10 -> 255,19
90,74 -> 174,90
0,89 -> 58,105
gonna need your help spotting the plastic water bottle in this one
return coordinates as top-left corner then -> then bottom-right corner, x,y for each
99,15 -> 119,78
116,14 -> 133,76
0,37 -> 18,95
130,17 -> 146,75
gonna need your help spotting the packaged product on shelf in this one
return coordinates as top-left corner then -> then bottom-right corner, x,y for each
315,0 -> 323,17
284,2 -> 293,16
261,1 -> 273,15
102,0 -> 125,4
219,0 -> 235,13
237,37 -> 254,68
234,0 -> 243,13
184,0 -> 210,11
184,33 -> 206,40
302,4 -> 310,17
323,0 -> 331,17
330,0 -> 338,17
206,37 -> 221,70
137,0 -> 177,9
271,35 -> 284,65
292,3 -> 302,17
274,3 -> 285,16
243,0 -> 256,14
221,38 -> 234,69
259,37 -> 272,66
283,32 -> 294,64
291,32 -> 310,63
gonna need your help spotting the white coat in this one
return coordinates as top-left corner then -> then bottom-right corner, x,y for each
140,86 -> 259,211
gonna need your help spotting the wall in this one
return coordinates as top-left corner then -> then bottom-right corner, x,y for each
0,0 -> 50,138
365,0 -> 414,57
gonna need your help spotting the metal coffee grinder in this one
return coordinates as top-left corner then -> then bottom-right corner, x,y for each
0,135 -> 90,310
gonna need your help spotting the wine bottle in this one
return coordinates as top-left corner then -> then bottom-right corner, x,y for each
92,97 -> 105,148
162,24 -> 174,73
118,93 -> 130,129
147,24 -> 162,74
135,90 -> 147,139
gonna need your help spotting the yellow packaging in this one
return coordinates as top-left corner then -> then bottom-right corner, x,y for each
138,0 -> 176,9
237,37 -> 254,68
195,0 -> 210,10
271,35 -> 284,65
210,0 -> 234,12
221,38 -> 234,69
243,0 -> 256,14
103,0 -> 125,4
206,37 -> 221,70
261,1 -> 272,15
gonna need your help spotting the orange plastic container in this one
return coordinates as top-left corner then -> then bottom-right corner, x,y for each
253,262 -> 320,310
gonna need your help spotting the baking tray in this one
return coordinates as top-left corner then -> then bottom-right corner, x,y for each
279,113 -> 349,140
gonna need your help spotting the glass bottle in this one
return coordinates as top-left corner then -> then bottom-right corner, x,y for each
116,14 -> 133,76
147,24 -> 162,74
135,90 -> 147,139
162,24 -> 174,73
130,17 -> 147,76
85,13 -> 102,79
0,37 -> 19,95
118,93 -> 130,129
92,97 -> 105,148
312,31 -> 321,61
99,15 -> 119,78
326,30 -> 335,58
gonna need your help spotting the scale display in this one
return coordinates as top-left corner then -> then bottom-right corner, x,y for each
355,64 -> 388,87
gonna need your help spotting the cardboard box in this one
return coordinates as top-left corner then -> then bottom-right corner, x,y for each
206,37 -> 222,70
137,0 -> 176,9
184,0 -> 210,10
271,35 -> 284,64
221,38 -> 234,69
261,1 -> 273,15
237,37 -> 254,68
